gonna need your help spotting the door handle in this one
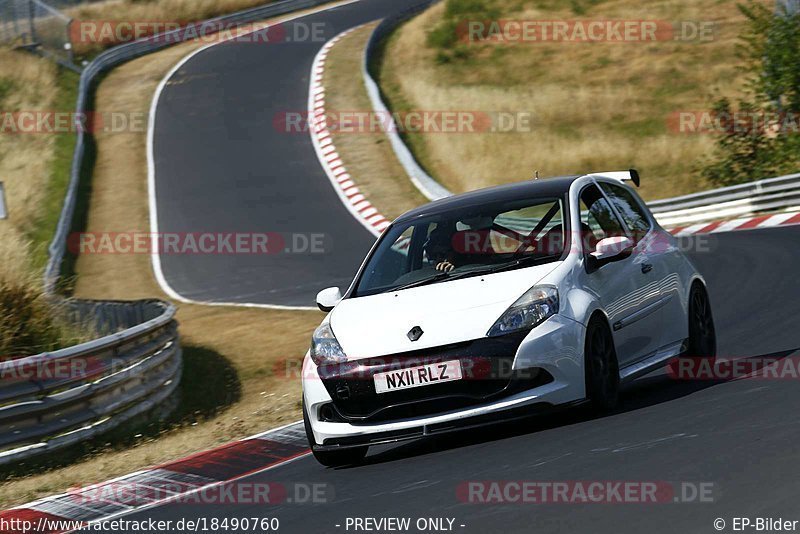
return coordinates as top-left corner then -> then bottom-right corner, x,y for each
641,263 -> 653,274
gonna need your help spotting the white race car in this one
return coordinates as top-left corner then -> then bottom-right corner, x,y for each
302,171 -> 716,467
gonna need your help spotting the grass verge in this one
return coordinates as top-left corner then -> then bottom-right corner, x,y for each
376,0 -> 753,201
0,51 -> 88,358
29,69 -> 80,271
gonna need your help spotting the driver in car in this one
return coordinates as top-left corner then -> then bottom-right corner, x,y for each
425,224 -> 460,273
426,216 -> 500,272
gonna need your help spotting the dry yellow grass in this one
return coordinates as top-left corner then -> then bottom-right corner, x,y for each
0,4 -> 361,506
323,23 -> 428,220
65,0 -> 283,54
0,232 -> 31,280
0,49 -> 58,273
380,0 -> 755,200
0,50 -> 81,357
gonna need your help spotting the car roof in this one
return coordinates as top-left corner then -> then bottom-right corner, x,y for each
394,175 -> 580,223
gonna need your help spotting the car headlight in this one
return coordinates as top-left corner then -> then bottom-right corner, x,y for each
310,321 -> 348,365
487,286 -> 559,337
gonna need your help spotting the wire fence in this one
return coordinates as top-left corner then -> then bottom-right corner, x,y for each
0,0 -> 76,67
777,0 -> 799,15
0,0 -> 33,44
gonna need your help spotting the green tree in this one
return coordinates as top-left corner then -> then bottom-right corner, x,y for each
702,2 -> 800,185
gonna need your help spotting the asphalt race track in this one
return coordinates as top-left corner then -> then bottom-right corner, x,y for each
152,0 -> 423,307
144,1 -> 800,532
87,226 -> 800,533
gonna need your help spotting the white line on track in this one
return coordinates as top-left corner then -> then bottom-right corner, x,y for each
147,0 -> 363,311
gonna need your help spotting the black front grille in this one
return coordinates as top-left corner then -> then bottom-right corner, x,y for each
317,331 -> 552,423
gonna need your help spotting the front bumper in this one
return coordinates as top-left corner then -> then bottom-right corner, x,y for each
302,314 -> 586,449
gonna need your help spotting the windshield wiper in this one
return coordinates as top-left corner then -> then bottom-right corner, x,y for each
392,271 -> 452,291
392,266 -> 498,292
390,255 -> 560,292
488,254 -> 561,274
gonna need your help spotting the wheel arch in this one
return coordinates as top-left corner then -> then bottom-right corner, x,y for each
560,286 -> 610,328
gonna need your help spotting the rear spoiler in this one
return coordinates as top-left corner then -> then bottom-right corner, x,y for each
627,168 -> 641,187
589,169 -> 641,188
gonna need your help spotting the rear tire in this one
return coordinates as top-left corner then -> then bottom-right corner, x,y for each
584,316 -> 620,412
687,283 -> 716,358
303,400 -> 368,468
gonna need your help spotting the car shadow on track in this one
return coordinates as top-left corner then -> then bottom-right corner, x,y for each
346,348 -> 799,469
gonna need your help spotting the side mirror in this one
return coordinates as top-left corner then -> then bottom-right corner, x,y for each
316,287 -> 342,312
588,236 -> 634,268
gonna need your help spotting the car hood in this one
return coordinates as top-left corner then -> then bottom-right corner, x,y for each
330,262 -> 562,359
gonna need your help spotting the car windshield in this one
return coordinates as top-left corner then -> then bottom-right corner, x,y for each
353,197 -> 567,297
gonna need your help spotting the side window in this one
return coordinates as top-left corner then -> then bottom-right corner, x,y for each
579,185 -> 626,253
599,183 -> 652,241
495,200 -> 564,257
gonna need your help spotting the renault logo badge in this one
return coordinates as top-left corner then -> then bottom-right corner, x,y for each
407,326 -> 423,342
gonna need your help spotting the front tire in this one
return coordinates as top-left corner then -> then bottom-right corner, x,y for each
584,316 -> 620,412
687,283 -> 716,358
303,400 -> 367,468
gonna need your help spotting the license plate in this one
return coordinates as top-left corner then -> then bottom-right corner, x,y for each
373,360 -> 463,394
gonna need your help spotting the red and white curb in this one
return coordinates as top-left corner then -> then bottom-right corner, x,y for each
308,26 -> 390,238
666,211 -> 800,236
0,423 -> 308,533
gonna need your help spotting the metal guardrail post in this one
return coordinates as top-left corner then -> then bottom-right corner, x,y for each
26,0 -> 35,45
0,181 -> 7,220
11,1 -> 22,40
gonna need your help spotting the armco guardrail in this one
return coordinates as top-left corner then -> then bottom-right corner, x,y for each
363,0 -> 448,202
0,299 -> 180,464
43,0 -> 334,293
647,173 -> 800,227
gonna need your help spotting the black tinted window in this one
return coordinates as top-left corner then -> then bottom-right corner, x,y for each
599,183 -> 652,240
579,185 -> 626,253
